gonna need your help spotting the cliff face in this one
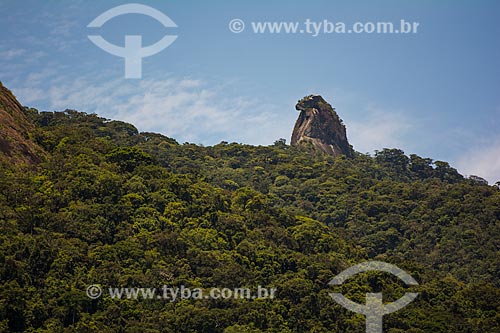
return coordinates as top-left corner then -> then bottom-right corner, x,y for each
291,95 -> 353,157
0,82 -> 43,165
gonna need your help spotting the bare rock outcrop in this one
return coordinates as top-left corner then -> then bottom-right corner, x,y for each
0,82 -> 43,165
291,95 -> 353,157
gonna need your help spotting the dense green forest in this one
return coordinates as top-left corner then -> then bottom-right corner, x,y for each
1,107 -> 499,332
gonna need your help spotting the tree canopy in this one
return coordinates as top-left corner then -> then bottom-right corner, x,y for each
0,109 -> 499,332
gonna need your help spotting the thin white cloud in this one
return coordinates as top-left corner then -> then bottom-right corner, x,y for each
345,105 -> 413,154
12,87 -> 46,104
457,140 -> 500,184
0,48 -> 26,59
15,73 -> 287,145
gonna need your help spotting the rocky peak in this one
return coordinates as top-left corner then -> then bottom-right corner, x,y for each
291,94 -> 353,157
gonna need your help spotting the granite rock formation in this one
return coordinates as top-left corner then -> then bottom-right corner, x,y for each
0,82 -> 43,165
291,95 -> 353,157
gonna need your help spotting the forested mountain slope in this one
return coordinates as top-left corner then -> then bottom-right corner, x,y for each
0,88 -> 499,332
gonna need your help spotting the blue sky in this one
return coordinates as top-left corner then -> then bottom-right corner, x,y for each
1,0 -> 499,183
